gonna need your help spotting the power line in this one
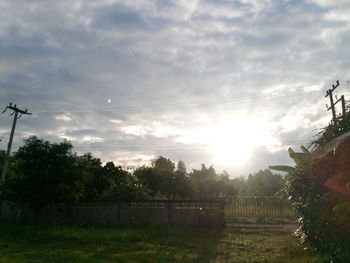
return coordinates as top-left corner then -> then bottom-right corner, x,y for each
29,90 -> 318,114
71,140 -> 312,152
5,139 -> 312,153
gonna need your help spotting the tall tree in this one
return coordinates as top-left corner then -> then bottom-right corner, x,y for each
172,160 -> 191,199
3,136 -> 84,214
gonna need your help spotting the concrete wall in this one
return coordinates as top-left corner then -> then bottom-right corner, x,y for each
0,200 -> 24,223
0,200 -> 225,227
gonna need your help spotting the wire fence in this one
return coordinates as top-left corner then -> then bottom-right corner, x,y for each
225,197 -> 296,229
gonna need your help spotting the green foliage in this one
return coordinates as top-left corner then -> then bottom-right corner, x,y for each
0,150 -> 16,185
311,113 -> 350,149
246,169 -> 285,197
271,114 -> 350,262
135,157 -> 192,199
135,158 -> 237,200
2,136 -> 84,212
189,165 -> 236,199
80,155 -> 147,201
232,170 -> 285,197
1,137 -> 150,213
134,166 -> 161,198
1,134 -> 283,212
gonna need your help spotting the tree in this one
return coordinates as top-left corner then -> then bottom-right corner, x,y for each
231,176 -> 248,196
101,161 -> 148,201
134,166 -> 162,198
172,160 -> 191,199
189,165 -> 236,199
78,153 -> 105,200
80,155 -> 149,201
246,169 -> 284,197
218,171 -> 237,198
135,157 -> 191,199
153,156 -> 176,199
3,136 -> 85,215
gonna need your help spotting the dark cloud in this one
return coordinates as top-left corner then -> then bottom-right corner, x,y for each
91,5 -> 146,30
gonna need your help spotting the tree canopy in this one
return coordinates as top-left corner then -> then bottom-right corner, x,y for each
2,136 -> 84,211
1,136 -> 285,217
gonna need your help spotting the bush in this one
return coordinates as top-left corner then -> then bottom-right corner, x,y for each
271,115 -> 350,262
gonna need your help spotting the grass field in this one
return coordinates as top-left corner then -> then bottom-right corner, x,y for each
0,223 -> 329,263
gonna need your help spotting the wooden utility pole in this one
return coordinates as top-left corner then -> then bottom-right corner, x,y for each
325,80 -> 344,123
1,103 -> 31,184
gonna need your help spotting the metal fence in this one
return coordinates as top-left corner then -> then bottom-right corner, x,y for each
225,198 -> 294,229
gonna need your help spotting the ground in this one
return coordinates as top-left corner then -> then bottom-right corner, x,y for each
0,223 -> 329,263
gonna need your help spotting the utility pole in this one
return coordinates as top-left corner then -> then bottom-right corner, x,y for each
1,103 -> 31,184
325,80 -> 343,123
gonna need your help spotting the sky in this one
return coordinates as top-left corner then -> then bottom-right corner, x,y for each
0,0 -> 350,177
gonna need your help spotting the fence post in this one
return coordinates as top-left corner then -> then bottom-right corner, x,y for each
167,201 -> 173,223
279,198 -> 283,228
220,200 -> 225,227
0,200 -> 3,219
117,202 -> 121,223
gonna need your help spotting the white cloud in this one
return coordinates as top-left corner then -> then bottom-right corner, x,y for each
110,119 -> 123,124
310,0 -> 350,7
81,136 -> 104,143
0,0 -> 348,175
55,114 -> 72,121
121,125 -> 147,137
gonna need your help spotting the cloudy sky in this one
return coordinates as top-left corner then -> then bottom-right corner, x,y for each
0,0 -> 350,176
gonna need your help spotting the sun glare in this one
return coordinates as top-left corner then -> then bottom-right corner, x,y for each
176,116 -> 278,167
209,118 -> 276,166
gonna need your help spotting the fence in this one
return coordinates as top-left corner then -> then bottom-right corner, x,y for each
70,200 -> 225,226
0,199 -> 225,227
225,197 -> 296,229
0,200 -> 24,223
1,198 -> 295,228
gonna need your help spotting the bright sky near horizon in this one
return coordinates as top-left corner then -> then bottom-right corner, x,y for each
0,0 -> 350,176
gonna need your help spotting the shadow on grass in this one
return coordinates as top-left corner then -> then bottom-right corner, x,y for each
0,223 -> 224,263
0,223 -> 332,263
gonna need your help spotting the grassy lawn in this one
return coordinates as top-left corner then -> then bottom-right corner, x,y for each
0,223 -> 329,263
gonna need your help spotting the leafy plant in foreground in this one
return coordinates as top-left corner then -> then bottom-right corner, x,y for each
270,116 -> 350,262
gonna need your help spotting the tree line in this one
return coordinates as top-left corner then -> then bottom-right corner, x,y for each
0,136 -> 284,213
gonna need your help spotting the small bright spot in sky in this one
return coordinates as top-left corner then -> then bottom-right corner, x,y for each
108,99 -> 111,104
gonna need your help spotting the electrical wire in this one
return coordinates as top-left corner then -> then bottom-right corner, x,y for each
29,90 -> 319,113
4,139 -> 312,153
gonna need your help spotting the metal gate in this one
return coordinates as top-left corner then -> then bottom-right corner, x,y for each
225,198 -> 284,229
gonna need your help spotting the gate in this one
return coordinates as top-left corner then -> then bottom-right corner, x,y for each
225,198 -> 284,229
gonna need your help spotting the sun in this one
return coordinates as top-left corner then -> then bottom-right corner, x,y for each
208,117 -> 275,166
211,125 -> 254,166
177,116 -> 277,167
213,138 -> 252,166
